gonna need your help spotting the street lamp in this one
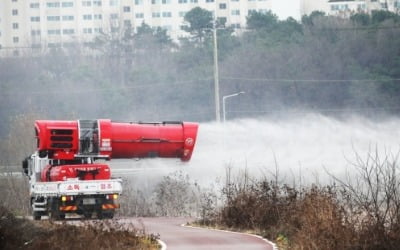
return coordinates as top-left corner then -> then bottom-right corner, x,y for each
222,91 -> 245,122
213,18 -> 220,122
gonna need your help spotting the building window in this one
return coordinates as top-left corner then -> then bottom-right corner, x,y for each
135,0 -> 143,5
12,23 -> 19,29
162,12 -> 172,17
62,2 -> 74,7
152,0 -> 161,4
12,9 -> 18,16
135,13 -> 144,18
124,20 -> 131,26
47,2 -> 60,8
179,0 -> 188,3
231,23 -> 240,28
48,29 -> 61,35
93,1 -> 102,6
162,0 -> 171,3
48,43 -> 61,48
110,0 -> 118,6
13,37 -> 19,43
123,6 -> 131,12
110,13 -> 118,19
231,10 -> 240,15
83,28 -> 93,34
47,16 -> 61,21
94,27 -> 103,33
62,16 -> 74,21
206,0 -> 214,2
219,3 -> 227,9
30,16 -> 40,22
63,29 -> 75,34
30,3 -> 40,8
190,0 -> 198,2
82,1 -> 91,6
231,0 -> 239,2
31,30 -> 41,36
179,11 -> 187,17
152,12 -> 161,18
83,14 -> 93,20
94,14 -> 102,20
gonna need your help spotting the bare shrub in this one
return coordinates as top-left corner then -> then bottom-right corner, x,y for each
0,206 -> 159,250
288,186 -> 354,250
0,114 -> 39,167
119,182 -> 155,217
329,148 -> 400,250
206,148 -> 400,249
153,171 -> 197,216
197,185 -> 218,225
0,176 -> 30,215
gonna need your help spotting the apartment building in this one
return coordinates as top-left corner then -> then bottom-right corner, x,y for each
1,0 -> 398,57
0,0 -> 272,56
301,0 -> 400,17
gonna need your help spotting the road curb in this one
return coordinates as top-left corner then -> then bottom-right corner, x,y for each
182,224 -> 278,250
157,239 -> 167,250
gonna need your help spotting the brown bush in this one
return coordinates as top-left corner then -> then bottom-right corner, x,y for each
0,206 -> 159,250
208,149 -> 400,250
288,186 -> 355,250
215,180 -> 355,249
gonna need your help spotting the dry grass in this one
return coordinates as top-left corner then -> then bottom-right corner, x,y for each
0,206 -> 159,250
199,177 -> 400,250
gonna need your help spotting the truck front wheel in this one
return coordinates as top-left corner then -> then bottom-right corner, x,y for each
33,212 -> 41,220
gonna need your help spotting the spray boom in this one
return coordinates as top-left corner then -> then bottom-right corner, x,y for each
35,119 -> 198,161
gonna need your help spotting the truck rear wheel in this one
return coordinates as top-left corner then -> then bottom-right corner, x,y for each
98,211 -> 114,219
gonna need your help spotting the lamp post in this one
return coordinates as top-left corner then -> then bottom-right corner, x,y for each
222,91 -> 245,122
213,18 -> 220,122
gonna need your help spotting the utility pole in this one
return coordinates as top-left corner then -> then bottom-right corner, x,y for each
213,20 -> 221,122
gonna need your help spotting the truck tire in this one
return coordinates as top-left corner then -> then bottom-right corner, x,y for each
33,212 -> 41,220
98,211 -> 114,219
50,210 -> 60,220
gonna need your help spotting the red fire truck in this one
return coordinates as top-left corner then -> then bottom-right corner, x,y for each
23,119 -> 198,220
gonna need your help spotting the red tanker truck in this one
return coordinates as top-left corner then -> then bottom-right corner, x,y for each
23,119 -> 198,220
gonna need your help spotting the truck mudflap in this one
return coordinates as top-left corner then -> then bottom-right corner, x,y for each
31,179 -> 123,196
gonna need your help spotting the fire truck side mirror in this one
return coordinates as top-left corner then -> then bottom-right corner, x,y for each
38,150 -> 47,158
22,158 -> 29,176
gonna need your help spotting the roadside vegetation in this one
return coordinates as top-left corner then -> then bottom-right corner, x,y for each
0,206 -> 159,250
194,150 -> 400,250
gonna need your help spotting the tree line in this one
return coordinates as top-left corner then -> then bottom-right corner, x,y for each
0,8 -> 400,150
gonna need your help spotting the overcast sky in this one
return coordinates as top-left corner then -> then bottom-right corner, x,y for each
271,0 -> 302,20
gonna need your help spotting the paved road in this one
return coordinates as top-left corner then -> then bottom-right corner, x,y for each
119,217 -> 274,250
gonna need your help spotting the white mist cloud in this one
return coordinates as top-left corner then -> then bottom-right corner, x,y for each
111,114 -> 400,188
